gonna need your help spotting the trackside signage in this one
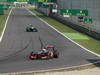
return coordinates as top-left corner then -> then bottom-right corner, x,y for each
0,0 -> 57,2
60,9 -> 88,17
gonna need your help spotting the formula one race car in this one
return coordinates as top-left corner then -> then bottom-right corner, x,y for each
29,45 -> 59,60
26,24 -> 38,32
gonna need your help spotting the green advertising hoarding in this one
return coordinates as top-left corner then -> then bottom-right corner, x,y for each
38,0 -> 57,2
84,18 -> 92,24
0,4 -> 11,8
60,9 -> 72,16
60,9 -> 88,16
0,0 -> 36,2
37,3 -> 53,8
38,0 -> 48,2
0,0 -> 56,2
0,8 -> 4,15
42,4 -> 53,8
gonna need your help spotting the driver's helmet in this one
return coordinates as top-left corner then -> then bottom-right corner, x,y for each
29,24 -> 32,26
42,48 -> 47,52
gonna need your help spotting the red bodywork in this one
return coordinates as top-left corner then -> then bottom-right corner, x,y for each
29,54 -> 50,60
29,45 -> 58,60
46,45 -> 54,48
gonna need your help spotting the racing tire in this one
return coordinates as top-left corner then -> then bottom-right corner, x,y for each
33,29 -> 38,32
30,52 -> 34,56
26,29 -> 29,32
53,50 -> 59,58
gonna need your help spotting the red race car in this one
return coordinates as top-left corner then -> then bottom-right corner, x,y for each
29,45 -> 59,60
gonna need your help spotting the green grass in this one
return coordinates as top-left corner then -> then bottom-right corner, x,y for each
0,8 -> 11,35
0,16 -> 6,33
29,8 -> 100,54
64,33 -> 89,40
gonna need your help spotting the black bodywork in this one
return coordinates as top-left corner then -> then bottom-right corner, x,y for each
26,24 -> 38,32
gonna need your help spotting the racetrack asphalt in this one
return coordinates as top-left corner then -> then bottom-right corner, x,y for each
0,8 -> 100,74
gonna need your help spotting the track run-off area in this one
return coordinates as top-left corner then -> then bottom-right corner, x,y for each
0,8 -> 100,73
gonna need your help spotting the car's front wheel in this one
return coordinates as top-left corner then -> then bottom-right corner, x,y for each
26,29 -> 29,32
30,52 -> 34,56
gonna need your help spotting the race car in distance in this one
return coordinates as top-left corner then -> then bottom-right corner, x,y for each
29,45 -> 59,60
26,24 -> 38,32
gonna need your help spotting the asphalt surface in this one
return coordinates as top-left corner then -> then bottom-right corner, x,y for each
0,8 -> 100,73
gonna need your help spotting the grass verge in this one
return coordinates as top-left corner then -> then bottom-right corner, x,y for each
0,8 -> 11,35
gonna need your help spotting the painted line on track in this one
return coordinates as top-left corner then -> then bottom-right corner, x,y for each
27,9 -> 100,58
0,8 -> 13,42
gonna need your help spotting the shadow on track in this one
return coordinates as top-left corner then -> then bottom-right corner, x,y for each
87,59 -> 100,68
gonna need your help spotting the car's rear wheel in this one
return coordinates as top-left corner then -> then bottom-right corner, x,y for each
33,29 -> 38,32
53,51 -> 59,58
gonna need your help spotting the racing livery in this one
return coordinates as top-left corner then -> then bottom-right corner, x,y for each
29,45 -> 59,60
26,24 -> 38,32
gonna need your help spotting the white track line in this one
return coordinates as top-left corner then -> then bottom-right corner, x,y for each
0,8 -> 13,42
28,9 -> 100,58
